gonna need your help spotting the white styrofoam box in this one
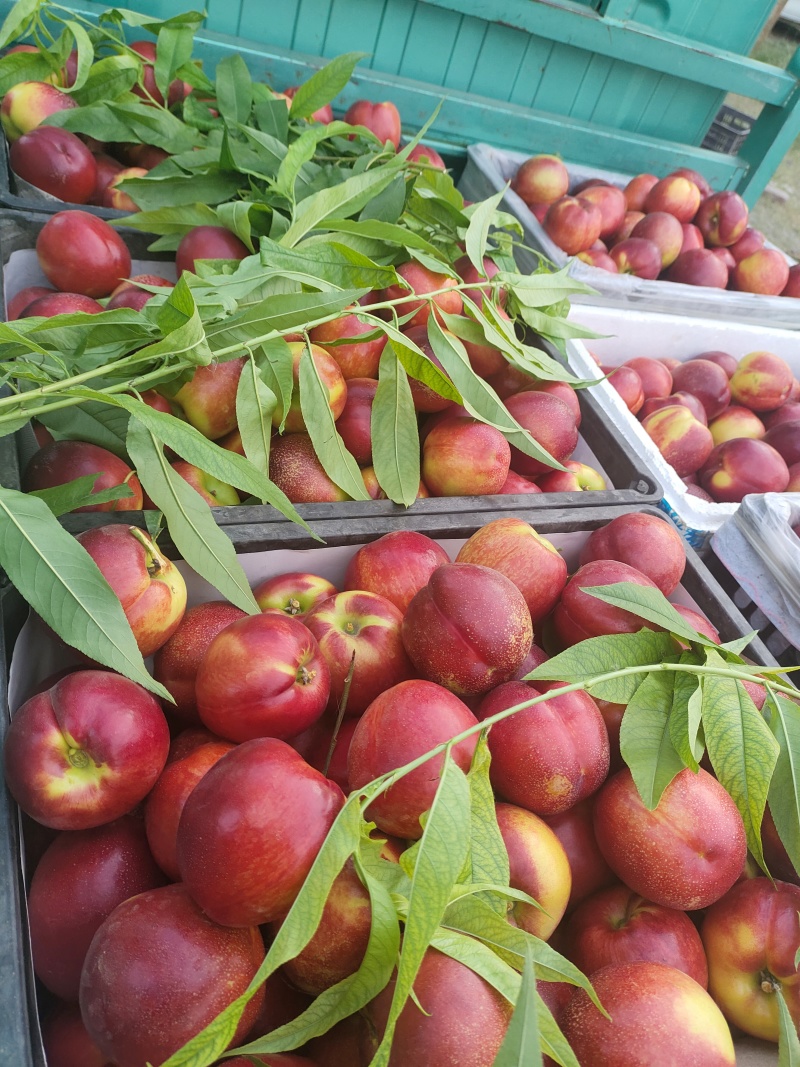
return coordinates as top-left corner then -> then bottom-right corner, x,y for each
564,304 -> 800,549
3,247 -> 177,305
458,143 -> 800,330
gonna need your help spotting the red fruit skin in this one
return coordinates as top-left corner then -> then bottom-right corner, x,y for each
36,210 -> 132,298
334,377 -> 378,465
344,99 -> 402,149
504,391 -> 579,477
453,253 -> 504,310
347,679 -> 478,838
422,416 -> 511,496
455,516 -> 568,623
543,195 -> 603,255
607,365 -> 645,414
478,680 -> 609,816
762,805 -> 799,884
578,512 -> 686,596
10,125 -> 97,202
254,571 -> 339,618
521,378 -> 582,426
699,438 -> 790,503
106,273 -> 174,311
305,589 -> 415,718
270,432 -> 353,503
27,814 -> 167,1000
544,798 -> 617,911
23,440 -> 143,512
362,948 -> 512,1066
177,738 -> 344,926
559,961 -> 735,1067
153,601 -> 247,724
702,877 -> 800,1041
695,190 -> 749,247
382,260 -> 463,329
76,525 -> 187,658
307,1015 -> 368,1067
41,1003 -> 112,1067
23,291 -> 104,317
291,714 -> 359,793
79,883 -> 265,1067
643,175 -> 702,222
640,391 -> 708,424
3,670 -> 170,830
6,284 -> 55,319
310,311 -> 387,380
175,225 -> 249,275
267,857 -> 372,994
691,350 -> 738,379
195,613 -> 331,742
670,359 -> 731,421
553,559 -> 661,647
499,470 -> 543,494
623,357 -> 673,401
672,603 -> 720,643
343,530 -> 450,614
666,248 -> 729,288
144,736 -> 235,879
562,884 -> 709,987
593,768 -> 747,911
401,562 -> 533,696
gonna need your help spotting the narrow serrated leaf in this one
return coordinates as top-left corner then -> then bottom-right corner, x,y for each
584,583 -> 717,647
215,53 -> 252,126
126,419 -> 260,614
464,187 -> 506,276
619,671 -> 686,809
29,474 -> 133,516
235,351 -> 276,477
0,487 -> 166,698
371,344 -> 419,507
467,735 -> 510,914
493,945 -> 543,1067
778,986 -> 800,1067
768,691 -> 800,876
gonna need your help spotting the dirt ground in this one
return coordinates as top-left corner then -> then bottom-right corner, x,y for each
732,28 -> 800,257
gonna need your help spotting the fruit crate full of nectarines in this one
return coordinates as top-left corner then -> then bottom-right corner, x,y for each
561,302 -> 800,549
0,206 -> 663,557
0,503 -> 794,1066
459,145 -> 800,330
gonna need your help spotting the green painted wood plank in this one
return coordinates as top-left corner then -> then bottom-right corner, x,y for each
371,0 -> 415,74
321,0 -> 389,61
238,0 -> 296,47
414,0 -> 795,103
396,4 -> 463,84
603,0 -> 773,55
736,47 -> 800,206
441,15 -> 488,93
203,0 -> 241,37
467,21 -> 530,99
506,33 -> 554,109
289,0 -> 337,58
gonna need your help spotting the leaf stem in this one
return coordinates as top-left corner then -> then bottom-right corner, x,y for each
357,661 -> 796,809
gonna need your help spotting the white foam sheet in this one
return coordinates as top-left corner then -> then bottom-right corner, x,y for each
3,247 -> 177,306
565,303 -> 800,549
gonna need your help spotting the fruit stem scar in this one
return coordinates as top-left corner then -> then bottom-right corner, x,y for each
67,747 -> 91,769
760,970 -> 780,994
285,598 -> 301,615
297,665 -> 316,685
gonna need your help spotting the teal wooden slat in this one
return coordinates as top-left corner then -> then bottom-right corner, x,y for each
203,0 -> 240,37
289,0 -> 337,58
736,46 -> 800,206
321,0 -> 389,63
396,3 -> 461,84
238,0 -> 296,48
505,33 -> 554,109
440,14 -> 487,93
590,62 -> 664,133
558,48 -> 615,122
415,0 -> 795,103
468,21 -> 529,99
603,0 -> 774,55
371,0 -> 416,74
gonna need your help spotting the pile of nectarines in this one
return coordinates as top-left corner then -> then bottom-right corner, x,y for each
513,154 -> 796,297
598,347 -> 800,502
6,510 -> 793,1065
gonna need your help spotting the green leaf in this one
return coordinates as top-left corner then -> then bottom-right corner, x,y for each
113,203 -> 219,239
215,201 -> 258,251
619,671 -> 686,809
525,631 -> 679,704
493,945 -> 542,1067
360,174 -> 407,224
72,54 -> 139,105
583,583 -> 717,648
363,316 -> 460,404
63,21 -> 94,91
778,986 -> 800,1067
236,350 -> 276,478
467,735 -> 510,914
426,318 -> 566,470
110,100 -> 199,152
160,796 -> 364,1067
126,419 -> 260,614
0,0 -> 39,50
115,172 -> 243,212
39,401 -> 130,457
667,664 -> 704,772
432,926 -> 519,1002
0,487 -> 167,698
371,754 -> 472,1066
768,692 -> 800,876
499,267 -> 595,309
257,336 -> 294,429
29,474 -> 133,516
371,344 -> 420,507
0,50 -> 57,96
298,347 -> 369,500
215,53 -> 252,127
237,120 -> 287,176
719,633 -> 759,656
108,394 -> 311,528
323,218 -> 441,256
702,650 -> 779,871
260,237 -> 397,290
235,861 -> 400,1054
289,52 -> 367,119
154,22 -> 194,104
282,159 -> 407,247
464,187 -> 506,276
207,289 -> 368,350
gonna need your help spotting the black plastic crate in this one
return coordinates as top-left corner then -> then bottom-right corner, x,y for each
0,502 -> 778,1063
0,207 -> 662,529
701,104 -> 753,156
